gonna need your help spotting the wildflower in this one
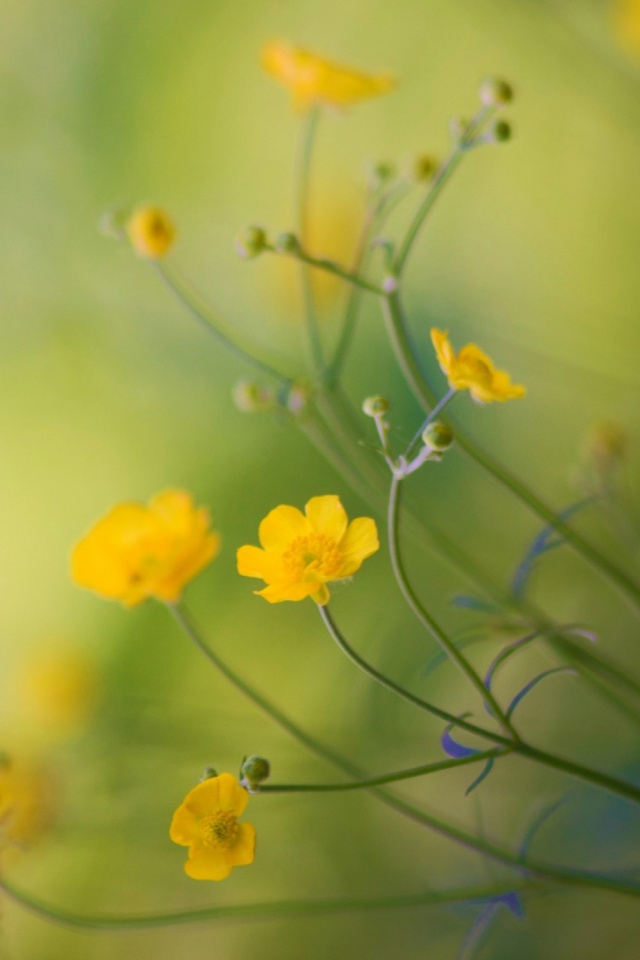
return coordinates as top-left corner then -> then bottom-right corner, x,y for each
262,41 -> 395,111
237,494 -> 379,605
430,329 -> 525,404
126,205 -> 175,259
170,772 -> 256,880
71,490 -> 219,606
0,754 -> 53,856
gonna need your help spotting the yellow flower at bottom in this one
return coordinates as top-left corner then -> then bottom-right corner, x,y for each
237,494 -> 379,605
431,329 -> 526,404
262,41 -> 395,111
170,773 -> 256,881
71,490 -> 220,606
126,205 -> 175,259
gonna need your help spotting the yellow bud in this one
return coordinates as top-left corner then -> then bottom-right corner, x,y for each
126,205 -> 175,259
412,153 -> 438,182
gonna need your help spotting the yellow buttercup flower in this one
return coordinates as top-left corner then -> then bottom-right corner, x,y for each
170,773 -> 256,881
614,0 -> 640,52
262,41 -> 395,111
431,329 -> 526,404
237,494 -> 379,605
126,205 -> 175,259
71,490 -> 220,607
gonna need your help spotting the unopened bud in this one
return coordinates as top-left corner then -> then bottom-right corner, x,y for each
488,119 -> 512,144
362,396 -> 389,418
126,205 -> 175,259
479,77 -> 514,107
235,225 -> 268,259
199,765 -> 218,782
232,380 -> 274,413
412,153 -> 438,182
275,231 -> 301,256
241,755 -> 271,790
422,421 -> 454,452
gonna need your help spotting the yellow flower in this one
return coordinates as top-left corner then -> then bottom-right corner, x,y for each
126,205 -> 175,259
237,494 -> 379,605
71,490 -> 220,606
262,41 -> 395,111
430,329 -> 526,404
0,754 -> 53,856
614,0 -> 640,52
170,773 -> 256,881
19,647 -> 99,736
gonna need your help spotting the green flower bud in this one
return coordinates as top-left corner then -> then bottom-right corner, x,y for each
479,77 -> 514,107
362,396 -> 389,418
422,421 -> 454,452
412,153 -> 438,182
241,756 -> 271,790
235,225 -> 268,259
275,231 -> 301,255
199,765 -> 218,782
232,380 -> 274,413
489,119 -> 512,144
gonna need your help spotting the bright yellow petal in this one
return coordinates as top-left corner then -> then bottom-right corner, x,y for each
230,822 -> 256,865
256,579 -> 317,603
217,773 -> 249,816
184,843 -> 232,881
314,62 -> 394,108
236,545 -> 283,583
430,329 -> 456,378
169,803 -> 199,846
179,777 -> 221,817
304,495 -> 348,542
338,517 -> 379,576
258,505 -> 310,551
311,583 -> 331,605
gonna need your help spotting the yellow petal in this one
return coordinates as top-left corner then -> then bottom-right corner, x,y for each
169,803 -> 199,846
338,517 -> 379,576
236,545 -> 283,583
179,777 -> 221,817
229,822 -> 256,866
311,583 -> 331,605
217,772 -> 249,816
256,579 -> 317,603
258,505 -> 309,551
184,843 -> 233,881
304,495 -> 348,542
430,329 -> 456,378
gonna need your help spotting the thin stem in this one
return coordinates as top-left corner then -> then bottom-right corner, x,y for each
0,876 -> 532,932
380,288 -> 640,613
258,750 -> 501,793
293,250 -> 385,295
154,263 -> 293,385
294,106 -> 324,373
317,604 -> 511,748
513,742 -> 640,805
388,474 -> 518,737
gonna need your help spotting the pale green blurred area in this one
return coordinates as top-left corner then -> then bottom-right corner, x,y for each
2,0 -> 640,957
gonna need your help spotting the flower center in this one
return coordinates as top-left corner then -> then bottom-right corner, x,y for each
282,534 -> 342,579
459,356 -> 492,386
199,811 -> 239,849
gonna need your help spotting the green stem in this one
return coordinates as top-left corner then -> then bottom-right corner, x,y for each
388,474 -> 517,737
294,250 -> 384,296
0,876 -> 532,931
154,263 -> 293,385
318,605 -> 511,747
258,750 -> 501,793
380,289 -> 640,613
294,106 -> 324,374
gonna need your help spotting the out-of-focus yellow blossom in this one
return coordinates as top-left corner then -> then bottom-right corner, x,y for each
19,647 -> 99,735
430,329 -> 526,404
170,772 -> 255,881
614,0 -> 640,52
0,755 -> 52,855
71,490 -> 219,606
126,205 -> 175,259
262,41 -> 395,111
237,494 -> 379,605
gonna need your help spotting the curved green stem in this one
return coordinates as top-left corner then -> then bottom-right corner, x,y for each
380,289 -> 640,613
258,750 -> 502,793
388,474 -> 518,737
294,106 -> 324,374
154,263 -> 294,385
318,604 -> 511,748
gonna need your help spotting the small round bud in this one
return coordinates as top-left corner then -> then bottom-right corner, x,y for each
412,153 -> 438,182
232,380 -> 274,413
241,756 -> 271,790
373,160 -> 396,181
275,231 -> 301,255
479,77 -> 514,107
235,225 -> 268,259
126,205 -> 175,259
199,765 -> 218,782
422,421 -> 454,452
362,396 -> 389,418
489,119 -> 512,144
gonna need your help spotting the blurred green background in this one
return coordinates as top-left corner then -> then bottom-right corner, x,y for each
1,0 -> 640,957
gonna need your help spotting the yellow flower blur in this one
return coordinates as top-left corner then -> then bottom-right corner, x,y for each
431,329 -> 526,404
237,494 -> 379,605
614,0 -> 640,52
170,773 -> 256,881
126,205 -> 175,259
0,755 -> 53,856
262,41 -> 395,111
71,490 -> 220,606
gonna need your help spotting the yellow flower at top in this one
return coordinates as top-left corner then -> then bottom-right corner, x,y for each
430,329 -> 526,404
262,41 -> 395,111
614,0 -> 640,52
237,494 -> 379,605
126,205 -> 175,259
71,490 -> 219,607
170,772 -> 256,881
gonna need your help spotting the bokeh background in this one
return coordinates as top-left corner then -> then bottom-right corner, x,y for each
1,0 -> 640,957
